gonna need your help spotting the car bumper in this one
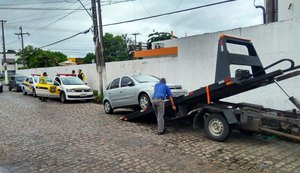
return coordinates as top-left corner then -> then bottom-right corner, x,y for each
66,92 -> 94,100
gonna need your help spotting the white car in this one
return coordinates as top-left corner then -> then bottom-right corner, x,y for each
54,76 -> 94,102
103,74 -> 187,114
22,75 -> 40,97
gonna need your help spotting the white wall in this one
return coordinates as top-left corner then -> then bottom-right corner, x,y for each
278,0 -> 300,21
106,19 -> 300,110
17,64 -> 99,91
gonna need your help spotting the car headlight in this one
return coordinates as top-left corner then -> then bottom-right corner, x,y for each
66,89 -> 74,92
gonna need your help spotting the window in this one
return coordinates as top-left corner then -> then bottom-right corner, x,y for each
25,78 -> 29,82
110,78 -> 120,89
55,77 -> 61,84
29,78 -> 33,84
121,77 -> 134,87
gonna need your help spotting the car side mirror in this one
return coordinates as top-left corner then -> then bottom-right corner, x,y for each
128,81 -> 134,86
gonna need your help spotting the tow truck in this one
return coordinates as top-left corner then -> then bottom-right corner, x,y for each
121,34 -> 300,142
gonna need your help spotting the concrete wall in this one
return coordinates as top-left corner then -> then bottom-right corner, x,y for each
17,19 -> 300,110
278,0 -> 300,21
17,64 -> 99,91
106,19 -> 300,110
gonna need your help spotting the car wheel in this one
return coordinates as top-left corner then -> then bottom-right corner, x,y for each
22,87 -> 27,95
204,113 -> 231,142
60,92 -> 67,103
0,87 -> 3,93
8,85 -> 12,91
104,100 -> 113,114
139,93 -> 151,109
16,86 -> 21,92
32,89 -> 37,97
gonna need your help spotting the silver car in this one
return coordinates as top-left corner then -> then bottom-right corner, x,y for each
103,74 -> 187,114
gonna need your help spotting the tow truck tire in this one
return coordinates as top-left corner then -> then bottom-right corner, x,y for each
139,93 -> 151,109
104,100 -> 113,114
60,92 -> 67,103
22,88 -> 27,95
204,113 -> 231,142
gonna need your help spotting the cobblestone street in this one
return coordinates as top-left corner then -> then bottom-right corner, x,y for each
0,86 -> 300,173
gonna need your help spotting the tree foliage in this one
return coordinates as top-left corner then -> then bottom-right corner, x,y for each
103,33 -> 130,62
83,52 -> 95,64
16,45 -> 67,68
83,33 -> 130,64
147,32 -> 177,49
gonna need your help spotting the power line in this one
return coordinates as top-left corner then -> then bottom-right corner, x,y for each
39,28 -> 91,48
104,0 -> 236,27
0,1 -> 67,6
0,7 -> 86,11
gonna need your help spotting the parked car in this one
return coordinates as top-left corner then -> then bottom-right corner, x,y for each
9,75 -> 27,92
54,75 -> 94,103
103,74 -> 188,114
0,81 -> 3,93
22,75 -> 40,97
35,75 -> 94,103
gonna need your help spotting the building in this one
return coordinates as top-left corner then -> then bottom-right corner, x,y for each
0,50 -> 21,77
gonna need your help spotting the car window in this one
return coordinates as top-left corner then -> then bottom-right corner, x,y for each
16,76 -> 27,82
121,77 -> 134,87
55,77 -> 61,84
61,77 -> 85,85
29,77 -> 33,84
25,78 -> 29,82
110,78 -> 120,89
132,75 -> 159,83
34,76 -> 39,83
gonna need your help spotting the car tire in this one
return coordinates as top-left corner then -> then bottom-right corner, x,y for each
8,85 -> 12,91
104,100 -> 113,114
16,86 -> 21,92
22,87 -> 27,95
60,92 -> 67,103
0,87 -> 3,93
32,89 -> 37,97
139,93 -> 151,110
204,113 -> 231,142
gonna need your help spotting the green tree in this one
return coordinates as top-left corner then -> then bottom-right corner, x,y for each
83,53 -> 95,64
103,33 -> 130,62
17,45 -> 67,68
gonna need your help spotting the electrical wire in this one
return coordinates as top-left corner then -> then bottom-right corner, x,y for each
103,0 -> 236,27
39,28 -> 91,48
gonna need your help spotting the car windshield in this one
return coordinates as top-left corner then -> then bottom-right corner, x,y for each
132,75 -> 159,83
34,76 -> 39,83
61,77 -> 84,85
16,76 -> 27,82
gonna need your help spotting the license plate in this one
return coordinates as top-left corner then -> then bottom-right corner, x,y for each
80,94 -> 87,97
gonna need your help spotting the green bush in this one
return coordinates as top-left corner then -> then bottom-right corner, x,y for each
93,90 -> 103,104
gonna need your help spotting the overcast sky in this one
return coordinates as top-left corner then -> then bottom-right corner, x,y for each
0,0 -> 264,57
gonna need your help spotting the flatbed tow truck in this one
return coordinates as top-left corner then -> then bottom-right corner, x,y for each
121,34 -> 300,142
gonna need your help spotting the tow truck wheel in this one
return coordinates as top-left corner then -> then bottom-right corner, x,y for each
139,93 -> 151,109
60,92 -> 67,103
204,113 -> 231,142
22,88 -> 27,95
104,100 -> 113,114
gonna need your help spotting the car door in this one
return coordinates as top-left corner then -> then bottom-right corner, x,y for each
106,78 -> 122,107
23,77 -> 31,93
119,76 -> 137,106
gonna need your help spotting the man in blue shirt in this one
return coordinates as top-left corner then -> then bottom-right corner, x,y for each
152,78 -> 176,135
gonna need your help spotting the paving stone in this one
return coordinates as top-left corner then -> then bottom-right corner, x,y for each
0,87 -> 299,173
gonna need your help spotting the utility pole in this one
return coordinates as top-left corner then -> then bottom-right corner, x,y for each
91,0 -> 105,95
96,0 -> 106,95
15,26 -> 30,50
131,32 -> 140,50
1,20 -> 8,84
